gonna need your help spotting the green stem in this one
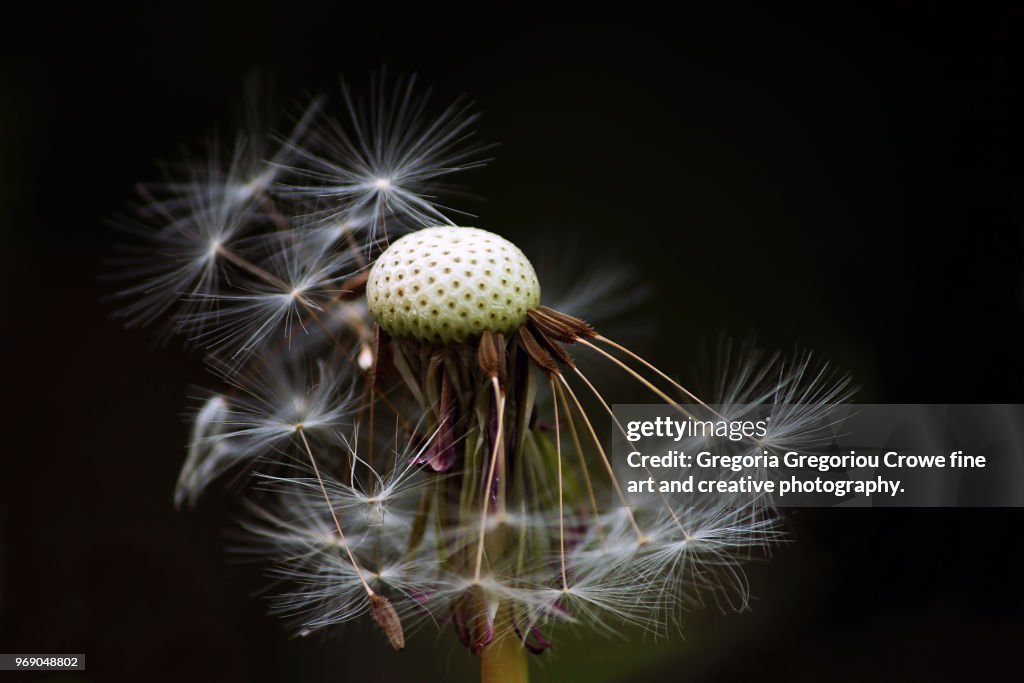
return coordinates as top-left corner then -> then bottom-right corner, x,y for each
480,609 -> 529,683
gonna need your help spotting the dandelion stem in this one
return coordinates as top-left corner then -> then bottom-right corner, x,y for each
480,608 -> 529,683
366,325 -> 380,469
553,380 -> 605,548
474,376 -> 506,581
572,367 -> 688,535
215,245 -> 290,292
296,427 -> 375,598
556,375 -> 644,540
588,336 -> 724,419
578,338 -> 709,424
550,376 -> 569,592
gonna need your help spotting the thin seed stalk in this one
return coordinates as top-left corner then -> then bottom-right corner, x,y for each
480,607 -> 529,683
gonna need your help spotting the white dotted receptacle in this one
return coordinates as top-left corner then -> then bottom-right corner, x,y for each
366,226 -> 541,344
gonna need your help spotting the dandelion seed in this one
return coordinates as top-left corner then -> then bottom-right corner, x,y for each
279,73 -> 491,247
111,78 -> 322,341
176,394 -> 241,508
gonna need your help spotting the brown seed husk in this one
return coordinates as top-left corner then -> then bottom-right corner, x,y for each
519,325 -> 573,373
477,329 -> 498,375
527,306 -> 594,343
370,593 -> 405,651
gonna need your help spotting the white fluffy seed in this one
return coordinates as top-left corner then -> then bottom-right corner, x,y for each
366,227 -> 541,344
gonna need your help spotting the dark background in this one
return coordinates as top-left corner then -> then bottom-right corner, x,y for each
3,2 -> 1023,681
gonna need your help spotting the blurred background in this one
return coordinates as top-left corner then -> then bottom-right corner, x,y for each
2,2 -> 1023,681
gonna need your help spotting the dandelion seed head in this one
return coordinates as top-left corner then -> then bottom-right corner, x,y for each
365,226 -> 541,343
113,72 -> 853,657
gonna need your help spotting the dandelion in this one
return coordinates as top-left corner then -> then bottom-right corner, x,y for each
113,74 -> 850,683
